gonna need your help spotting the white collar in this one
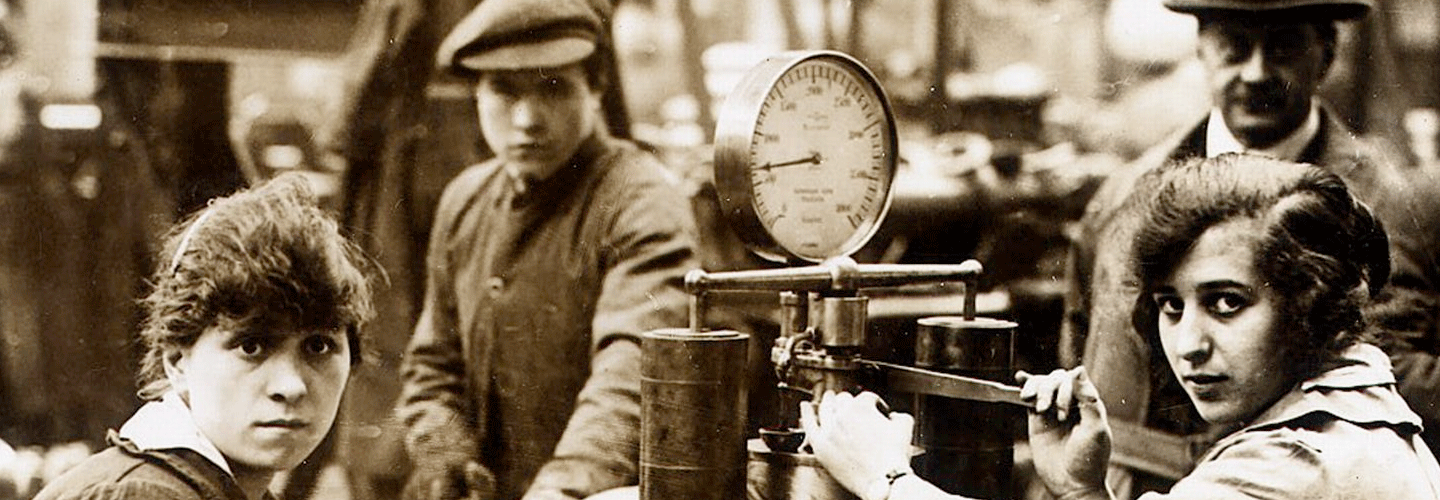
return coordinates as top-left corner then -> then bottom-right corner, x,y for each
1205,102 -> 1321,161
502,164 -> 529,197
1243,343 -> 1421,434
117,391 -> 234,476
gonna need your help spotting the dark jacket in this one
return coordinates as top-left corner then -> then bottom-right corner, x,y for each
33,433 -> 264,500
399,130 -> 697,500
1382,163 -> 1440,451
1061,110 -> 1439,490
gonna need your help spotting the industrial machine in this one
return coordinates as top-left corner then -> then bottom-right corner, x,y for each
639,51 -> 1029,500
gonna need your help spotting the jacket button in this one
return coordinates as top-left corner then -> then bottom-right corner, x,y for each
487,277 -> 504,297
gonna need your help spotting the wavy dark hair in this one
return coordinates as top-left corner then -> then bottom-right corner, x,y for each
1130,154 -> 1389,377
136,173 -> 375,401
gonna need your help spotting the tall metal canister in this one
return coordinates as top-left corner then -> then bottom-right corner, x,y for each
912,315 -> 1019,498
641,328 -> 750,500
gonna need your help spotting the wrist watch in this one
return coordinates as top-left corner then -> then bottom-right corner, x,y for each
864,467 -> 911,500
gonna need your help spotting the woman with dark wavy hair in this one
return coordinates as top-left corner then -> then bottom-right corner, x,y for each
802,154 -> 1440,500
35,173 -> 375,500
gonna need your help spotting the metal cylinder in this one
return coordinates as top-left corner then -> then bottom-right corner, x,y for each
818,296 -> 868,349
784,351 -> 866,398
912,316 -> 1018,499
641,328 -> 750,500
780,292 -> 807,338
747,440 -> 858,500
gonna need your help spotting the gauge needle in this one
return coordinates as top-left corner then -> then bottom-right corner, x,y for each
757,152 -> 822,171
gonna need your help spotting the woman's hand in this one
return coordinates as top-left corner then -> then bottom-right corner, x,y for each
1019,367 -> 1112,500
799,391 -> 914,497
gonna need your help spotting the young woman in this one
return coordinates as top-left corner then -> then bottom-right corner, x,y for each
802,154 -> 1440,500
34,173 -> 374,500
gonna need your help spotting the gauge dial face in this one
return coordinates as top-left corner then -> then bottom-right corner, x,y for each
714,51 -> 898,263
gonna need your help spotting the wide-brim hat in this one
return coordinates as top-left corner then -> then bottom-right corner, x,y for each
1163,0 -> 1373,20
436,0 -> 603,75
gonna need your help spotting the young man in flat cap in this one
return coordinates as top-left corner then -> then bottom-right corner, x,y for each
1062,0 -> 1440,495
396,0 -> 698,499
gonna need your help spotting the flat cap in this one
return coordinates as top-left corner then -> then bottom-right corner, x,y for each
1163,0 -> 1372,20
436,0 -> 603,74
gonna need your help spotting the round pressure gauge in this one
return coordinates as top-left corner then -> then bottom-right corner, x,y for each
714,50 -> 898,263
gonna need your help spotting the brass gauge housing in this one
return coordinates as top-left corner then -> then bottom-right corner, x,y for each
714,50 -> 899,263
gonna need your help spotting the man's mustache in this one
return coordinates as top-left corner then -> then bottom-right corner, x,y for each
1226,81 -> 1289,111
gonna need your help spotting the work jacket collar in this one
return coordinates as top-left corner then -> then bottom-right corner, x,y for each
506,128 -> 610,207
114,391 -> 234,476
1244,343 -> 1422,435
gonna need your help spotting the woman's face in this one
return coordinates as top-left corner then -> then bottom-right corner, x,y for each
1151,217 -> 1295,425
165,319 -> 351,472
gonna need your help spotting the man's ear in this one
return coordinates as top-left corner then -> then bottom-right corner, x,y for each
162,348 -> 189,397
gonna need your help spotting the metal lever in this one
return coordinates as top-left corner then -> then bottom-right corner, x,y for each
685,258 -> 983,330
685,259 -> 983,294
862,359 -> 1026,406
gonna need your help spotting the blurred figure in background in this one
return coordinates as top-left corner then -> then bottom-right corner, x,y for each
0,2 -> 174,490
322,0 -> 639,496
395,0 -> 697,499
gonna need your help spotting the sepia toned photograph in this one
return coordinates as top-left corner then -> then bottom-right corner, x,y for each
2,0 -> 1440,499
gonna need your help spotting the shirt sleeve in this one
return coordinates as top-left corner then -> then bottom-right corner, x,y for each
526,341 -> 644,500
588,166 -> 697,351
397,176 -> 481,466
526,159 -> 698,500
1140,433 -> 1326,500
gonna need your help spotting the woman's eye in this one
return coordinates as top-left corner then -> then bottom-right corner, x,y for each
1207,293 -> 1249,316
304,336 -> 338,356
238,338 -> 265,357
1154,295 -> 1183,316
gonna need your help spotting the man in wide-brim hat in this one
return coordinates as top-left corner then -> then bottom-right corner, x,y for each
1064,0 -> 1440,496
1170,0 -> 1370,153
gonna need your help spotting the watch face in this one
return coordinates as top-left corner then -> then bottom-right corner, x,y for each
715,51 -> 898,263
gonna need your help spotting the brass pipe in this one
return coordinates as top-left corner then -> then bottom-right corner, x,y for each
779,291 -> 806,339
689,291 -> 708,331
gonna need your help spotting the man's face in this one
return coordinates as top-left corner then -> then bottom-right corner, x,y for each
1198,19 -> 1330,149
475,63 -> 601,181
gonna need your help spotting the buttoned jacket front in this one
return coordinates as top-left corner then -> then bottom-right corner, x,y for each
400,131 -> 697,500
